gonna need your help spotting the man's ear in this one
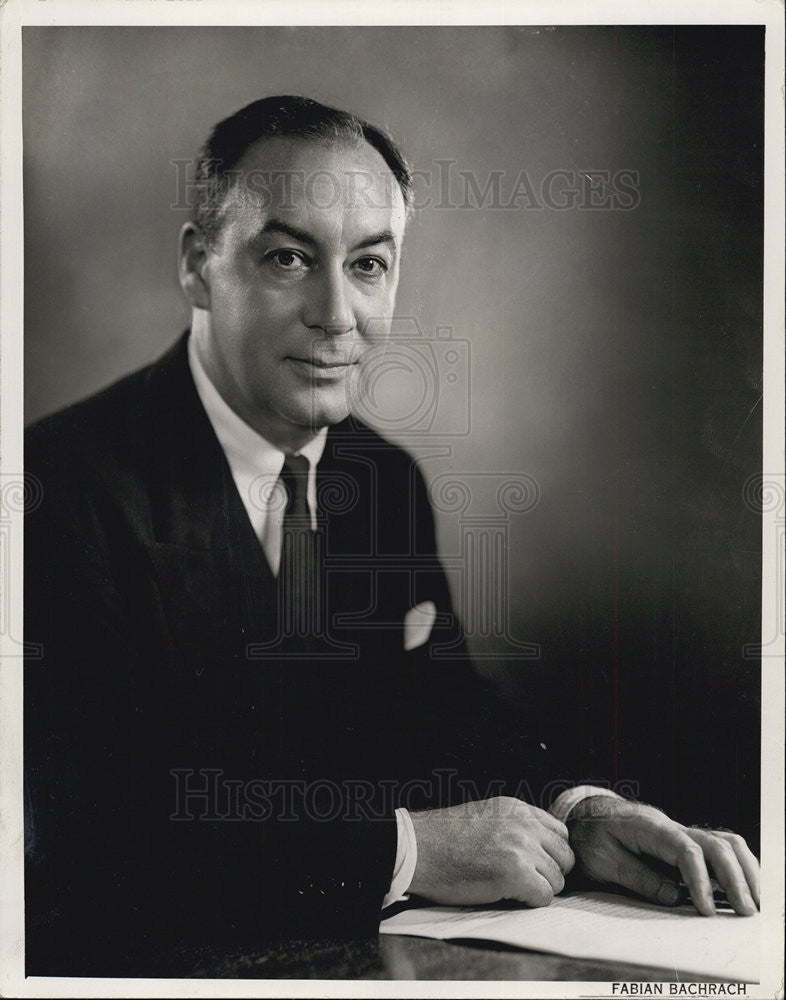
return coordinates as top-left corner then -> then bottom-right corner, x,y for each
178,222 -> 211,310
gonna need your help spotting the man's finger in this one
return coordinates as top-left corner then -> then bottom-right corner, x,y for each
524,805 -> 570,839
542,828 -> 576,873
623,817 -> 716,915
713,831 -> 760,907
685,830 -> 757,915
509,868 -> 555,908
600,842 -> 681,907
669,835 -> 718,916
535,851 -> 566,894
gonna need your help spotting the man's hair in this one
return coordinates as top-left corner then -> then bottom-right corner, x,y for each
192,95 -> 413,244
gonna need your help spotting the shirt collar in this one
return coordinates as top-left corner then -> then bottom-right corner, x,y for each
187,333 -> 328,476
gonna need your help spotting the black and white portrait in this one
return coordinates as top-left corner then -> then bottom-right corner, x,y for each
2,4 -> 782,995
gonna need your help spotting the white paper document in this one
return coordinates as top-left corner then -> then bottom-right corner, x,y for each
380,892 -> 760,981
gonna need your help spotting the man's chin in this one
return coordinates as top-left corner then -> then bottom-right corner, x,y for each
284,399 -> 353,433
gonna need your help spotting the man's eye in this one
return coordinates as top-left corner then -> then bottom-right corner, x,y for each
353,257 -> 387,277
267,249 -> 308,271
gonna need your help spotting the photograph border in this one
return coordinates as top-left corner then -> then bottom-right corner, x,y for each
1,2 -> 783,997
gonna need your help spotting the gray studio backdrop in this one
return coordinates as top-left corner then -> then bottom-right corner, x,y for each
23,26 -> 763,839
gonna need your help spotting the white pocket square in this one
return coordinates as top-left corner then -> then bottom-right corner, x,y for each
403,600 -> 437,651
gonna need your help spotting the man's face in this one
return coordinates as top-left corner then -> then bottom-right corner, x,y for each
196,137 -> 407,444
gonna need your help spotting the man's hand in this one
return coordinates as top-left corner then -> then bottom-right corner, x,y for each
409,796 -> 575,907
567,795 -> 760,916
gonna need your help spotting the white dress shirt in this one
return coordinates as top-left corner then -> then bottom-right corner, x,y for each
188,336 -> 618,909
188,336 -> 326,574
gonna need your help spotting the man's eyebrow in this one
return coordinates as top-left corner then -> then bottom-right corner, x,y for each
250,220 -> 398,256
351,231 -> 398,254
252,219 -> 317,247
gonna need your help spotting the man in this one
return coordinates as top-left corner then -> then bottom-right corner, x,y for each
24,96 -> 759,976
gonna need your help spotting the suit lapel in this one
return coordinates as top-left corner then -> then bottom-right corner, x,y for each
140,334 -> 278,659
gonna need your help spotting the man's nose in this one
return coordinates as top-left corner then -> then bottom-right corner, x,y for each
302,265 -> 355,337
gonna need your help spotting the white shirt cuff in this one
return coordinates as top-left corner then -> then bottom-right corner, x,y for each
381,807 -> 417,909
549,784 -> 621,823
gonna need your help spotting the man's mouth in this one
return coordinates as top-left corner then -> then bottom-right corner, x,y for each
292,359 -> 356,369
287,357 -> 360,379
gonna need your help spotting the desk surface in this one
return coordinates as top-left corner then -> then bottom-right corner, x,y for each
174,934 -> 728,981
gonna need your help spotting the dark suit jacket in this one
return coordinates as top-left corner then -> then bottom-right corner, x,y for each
24,333 -> 551,975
